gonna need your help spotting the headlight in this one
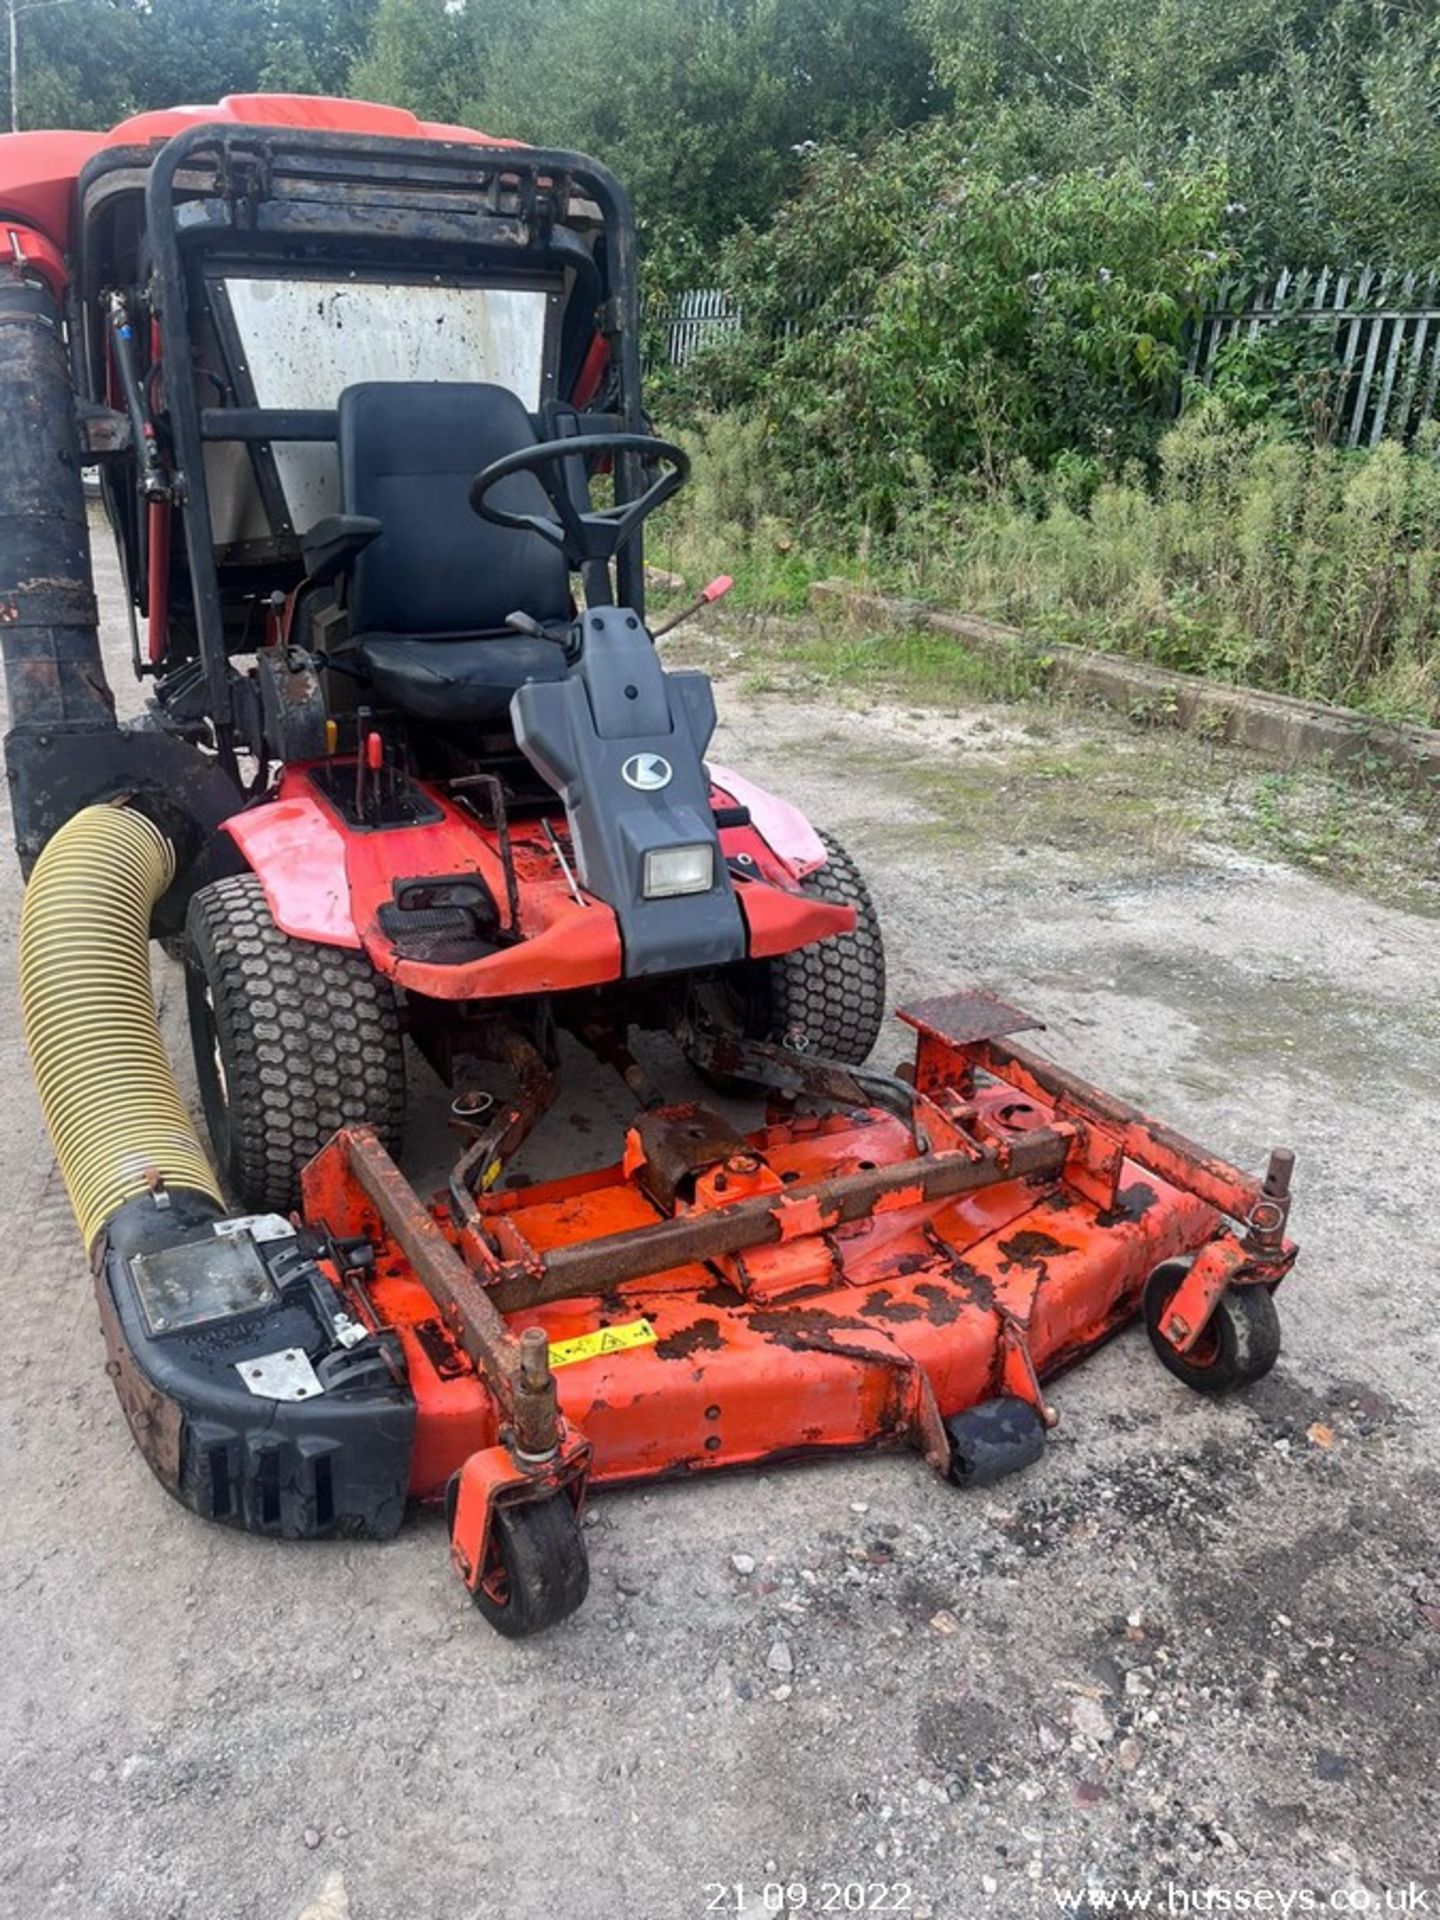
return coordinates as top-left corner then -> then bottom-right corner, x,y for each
643,843 -> 715,898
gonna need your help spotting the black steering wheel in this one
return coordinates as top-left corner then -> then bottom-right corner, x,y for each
467,432 -> 690,570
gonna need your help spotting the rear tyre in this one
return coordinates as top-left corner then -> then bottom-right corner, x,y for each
185,873 -> 406,1214
468,1493 -> 591,1639
694,830 -> 886,1077
1144,1258 -> 1281,1393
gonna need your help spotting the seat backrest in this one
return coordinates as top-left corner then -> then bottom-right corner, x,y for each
339,381 -> 571,636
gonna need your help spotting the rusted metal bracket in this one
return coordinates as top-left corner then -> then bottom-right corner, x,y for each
488,1124 -> 1073,1311
1158,1236 -> 1252,1355
304,1126 -> 560,1458
627,1104 -> 757,1211
997,1314 -> 1058,1427
1158,1149 -> 1296,1355
1242,1148 -> 1295,1264
974,1036 -> 1292,1233
903,1003 -> 1299,1359
685,1026 -> 929,1137
447,1028 -> 558,1237
448,770 -> 522,938
448,1430 -> 592,1592
900,988 -> 1046,1048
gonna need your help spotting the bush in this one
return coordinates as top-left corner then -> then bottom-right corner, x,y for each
660,405 -> 1440,723
695,134 -> 1232,526
645,413 -> 834,611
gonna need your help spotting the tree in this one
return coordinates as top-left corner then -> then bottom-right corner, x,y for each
5,0 -> 138,129
353,0 -> 937,261
476,0 -> 792,252
905,0 -> 1440,264
909,0 -> 1346,128
348,0 -> 486,126
5,0 -> 378,131
262,0 -> 381,97
128,0 -> 274,110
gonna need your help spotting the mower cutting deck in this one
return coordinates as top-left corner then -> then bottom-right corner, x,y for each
90,985 -> 1295,1637
3,95 -> 1299,1638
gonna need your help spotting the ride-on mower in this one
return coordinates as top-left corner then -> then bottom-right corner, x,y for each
1,96 -> 1297,1635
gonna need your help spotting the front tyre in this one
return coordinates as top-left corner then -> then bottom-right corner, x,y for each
184,873 -> 406,1214
695,830 -> 887,1076
765,830 -> 887,1062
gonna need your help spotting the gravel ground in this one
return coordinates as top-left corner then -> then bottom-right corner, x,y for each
1,531 -> 1438,1920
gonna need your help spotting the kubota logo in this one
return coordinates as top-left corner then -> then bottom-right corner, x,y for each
621,752 -> 673,791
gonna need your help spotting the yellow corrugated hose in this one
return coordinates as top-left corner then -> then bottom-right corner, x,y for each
20,802 -> 223,1253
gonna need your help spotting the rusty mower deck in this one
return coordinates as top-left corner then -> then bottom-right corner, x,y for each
289,990 -> 1295,1635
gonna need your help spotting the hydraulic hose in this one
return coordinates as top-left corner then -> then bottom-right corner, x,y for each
20,802 -> 223,1255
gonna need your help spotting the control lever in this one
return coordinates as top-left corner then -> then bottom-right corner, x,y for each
505,609 -> 583,663
652,575 -> 734,640
505,610 -> 572,645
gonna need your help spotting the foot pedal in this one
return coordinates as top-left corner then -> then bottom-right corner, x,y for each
376,902 -> 497,964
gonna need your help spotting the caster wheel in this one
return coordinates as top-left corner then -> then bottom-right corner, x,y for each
453,1489 -> 591,1639
1144,1258 -> 1281,1394
944,1395 -> 1046,1487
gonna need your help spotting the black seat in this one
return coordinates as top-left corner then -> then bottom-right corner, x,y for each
335,381 -> 572,725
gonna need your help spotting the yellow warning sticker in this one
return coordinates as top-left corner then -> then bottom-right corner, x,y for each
547,1318 -> 658,1369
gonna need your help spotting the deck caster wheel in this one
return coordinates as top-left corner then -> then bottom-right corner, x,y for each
944,1395 -> 1046,1488
462,1491 -> 591,1639
1144,1259 -> 1281,1394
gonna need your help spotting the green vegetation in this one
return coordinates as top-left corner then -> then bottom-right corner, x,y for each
8,0 -> 935,263
7,1 -> 376,131
356,0 -> 936,260
15,0 -> 1440,725
17,1 -> 1436,271
911,0 -> 1440,267
651,405 -> 1440,723
646,7 -> 1440,727
689,152 -> 1234,517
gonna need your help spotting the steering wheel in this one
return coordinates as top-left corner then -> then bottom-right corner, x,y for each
467,432 -> 690,570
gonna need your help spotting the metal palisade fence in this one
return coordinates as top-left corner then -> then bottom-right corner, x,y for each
649,286 -> 744,368
649,270 -> 1440,446
1182,267 -> 1440,445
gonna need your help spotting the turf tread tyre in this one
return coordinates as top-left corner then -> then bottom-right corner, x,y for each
185,873 -> 405,1214
761,831 -> 887,1063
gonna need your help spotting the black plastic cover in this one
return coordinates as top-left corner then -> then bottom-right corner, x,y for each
95,1217 -> 415,1540
513,607 -> 745,976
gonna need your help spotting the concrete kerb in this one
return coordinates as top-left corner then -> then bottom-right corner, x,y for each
808,579 -> 1440,789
